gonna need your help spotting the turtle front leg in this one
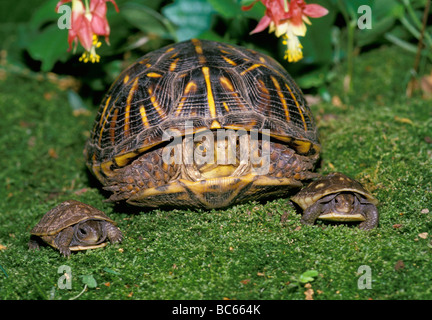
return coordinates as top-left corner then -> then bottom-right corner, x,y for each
55,226 -> 74,257
104,222 -> 123,244
299,193 -> 335,226
358,201 -> 379,230
28,235 -> 42,251
300,203 -> 323,226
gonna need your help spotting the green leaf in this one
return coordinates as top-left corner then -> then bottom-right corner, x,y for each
299,270 -> 318,283
296,67 -> 330,89
67,90 -> 89,113
29,0 -> 59,30
344,0 -> 374,19
26,24 -> 69,72
356,0 -> 401,47
207,0 -> 243,19
384,32 -> 418,54
0,264 -> 8,278
136,0 -> 165,11
103,267 -> 121,275
191,30 -> 225,42
121,2 -> 175,39
300,3 -> 336,65
239,0 -> 265,20
0,0 -> 43,23
81,275 -> 98,289
162,0 -> 215,41
357,16 -> 396,47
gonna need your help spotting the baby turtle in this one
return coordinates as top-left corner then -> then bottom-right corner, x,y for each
291,172 -> 379,230
28,200 -> 123,257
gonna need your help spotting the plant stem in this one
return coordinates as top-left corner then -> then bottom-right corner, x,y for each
412,0 -> 431,75
83,0 -> 90,13
403,0 -> 432,47
384,33 -> 417,54
337,0 -> 355,92
399,16 -> 420,39
69,284 -> 88,300
407,0 -> 431,97
345,20 -> 356,92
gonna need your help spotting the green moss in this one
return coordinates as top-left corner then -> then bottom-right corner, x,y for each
0,45 -> 431,300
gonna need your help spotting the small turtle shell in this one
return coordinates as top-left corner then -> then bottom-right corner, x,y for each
30,200 -> 116,236
291,172 -> 378,210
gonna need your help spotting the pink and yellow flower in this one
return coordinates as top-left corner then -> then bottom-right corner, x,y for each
56,0 -> 119,63
243,0 -> 328,62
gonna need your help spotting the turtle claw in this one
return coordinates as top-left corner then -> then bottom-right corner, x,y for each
59,246 -> 72,258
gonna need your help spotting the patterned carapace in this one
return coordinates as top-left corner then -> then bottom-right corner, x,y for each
84,39 -> 323,209
86,39 -> 319,181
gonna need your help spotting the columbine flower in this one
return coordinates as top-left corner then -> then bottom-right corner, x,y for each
282,28 -> 303,62
243,0 -> 328,62
56,0 -> 119,63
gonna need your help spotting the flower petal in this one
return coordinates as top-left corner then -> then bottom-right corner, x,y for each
91,14 -> 110,35
274,22 -> 289,37
241,0 -> 259,11
303,4 -> 328,18
90,0 -> 119,13
250,15 -> 272,34
107,0 -> 119,12
291,21 -> 307,36
287,0 -> 304,27
75,17 -> 94,51
90,0 -> 107,16
67,29 -> 77,51
55,0 -> 71,12
302,15 -> 311,25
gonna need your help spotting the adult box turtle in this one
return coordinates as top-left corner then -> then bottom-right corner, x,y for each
84,39 -> 379,229
29,200 -> 123,256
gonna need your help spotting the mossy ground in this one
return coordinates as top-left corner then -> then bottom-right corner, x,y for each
0,45 -> 431,300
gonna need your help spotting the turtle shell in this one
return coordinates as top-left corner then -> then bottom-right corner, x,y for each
84,39 -> 320,183
291,172 -> 379,210
30,200 -> 116,236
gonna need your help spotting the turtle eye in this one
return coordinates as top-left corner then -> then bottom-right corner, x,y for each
335,195 -> 344,204
78,227 -> 87,236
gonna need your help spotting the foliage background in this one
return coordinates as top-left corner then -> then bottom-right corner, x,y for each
2,0 -> 431,101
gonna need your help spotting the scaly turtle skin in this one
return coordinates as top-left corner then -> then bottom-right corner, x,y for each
28,200 -> 123,256
291,172 -> 379,230
83,39 -> 378,229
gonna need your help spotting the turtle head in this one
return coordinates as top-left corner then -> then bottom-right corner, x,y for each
72,220 -> 107,246
333,193 -> 355,213
311,192 -> 369,222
